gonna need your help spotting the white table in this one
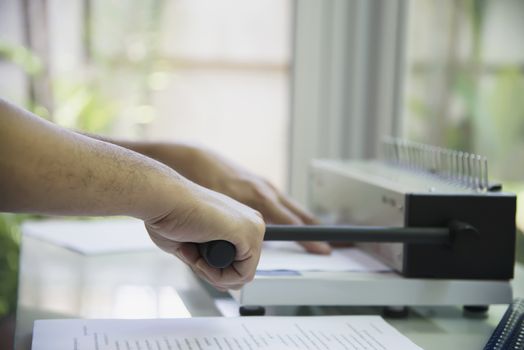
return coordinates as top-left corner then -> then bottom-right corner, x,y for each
15,229 -> 524,349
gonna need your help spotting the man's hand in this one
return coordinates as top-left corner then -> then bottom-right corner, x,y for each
145,182 -> 265,291
0,98 -> 265,290
142,144 -> 332,255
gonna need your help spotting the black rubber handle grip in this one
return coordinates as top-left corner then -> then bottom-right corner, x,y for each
198,240 -> 236,268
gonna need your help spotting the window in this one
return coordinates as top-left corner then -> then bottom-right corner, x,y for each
404,0 -> 524,180
403,0 -> 524,228
0,0 -> 292,189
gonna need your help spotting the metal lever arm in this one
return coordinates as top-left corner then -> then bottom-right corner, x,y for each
263,225 -> 451,244
198,221 -> 477,269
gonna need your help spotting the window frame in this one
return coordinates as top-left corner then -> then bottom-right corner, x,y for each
288,0 -> 408,204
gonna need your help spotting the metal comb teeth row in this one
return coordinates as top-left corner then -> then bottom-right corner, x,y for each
382,137 -> 490,191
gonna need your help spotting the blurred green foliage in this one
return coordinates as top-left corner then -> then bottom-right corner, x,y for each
0,41 -> 42,75
482,67 -> 524,179
52,77 -> 118,133
0,214 -> 34,317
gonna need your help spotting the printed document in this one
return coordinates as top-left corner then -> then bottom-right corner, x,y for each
32,316 -> 422,350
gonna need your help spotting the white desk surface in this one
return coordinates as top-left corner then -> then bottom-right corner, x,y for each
15,234 -> 524,350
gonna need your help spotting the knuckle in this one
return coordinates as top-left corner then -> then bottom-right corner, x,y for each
249,185 -> 272,209
242,271 -> 256,283
233,179 -> 258,199
149,233 -> 177,255
253,213 -> 266,232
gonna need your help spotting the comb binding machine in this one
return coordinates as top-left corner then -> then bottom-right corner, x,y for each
225,139 -> 517,313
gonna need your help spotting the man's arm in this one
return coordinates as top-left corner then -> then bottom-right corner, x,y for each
0,98 -> 264,290
0,100 -> 173,219
85,137 -> 332,255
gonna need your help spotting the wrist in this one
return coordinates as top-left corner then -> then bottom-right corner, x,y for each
142,181 -> 186,224
155,143 -> 213,187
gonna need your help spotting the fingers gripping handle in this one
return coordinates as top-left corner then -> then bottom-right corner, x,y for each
198,240 -> 236,269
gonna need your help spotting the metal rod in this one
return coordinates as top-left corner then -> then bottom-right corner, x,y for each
264,225 -> 450,245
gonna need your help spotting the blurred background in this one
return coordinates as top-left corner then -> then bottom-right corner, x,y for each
1,0 -> 524,342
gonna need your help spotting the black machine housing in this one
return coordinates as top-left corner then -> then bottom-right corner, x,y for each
309,159 -> 516,280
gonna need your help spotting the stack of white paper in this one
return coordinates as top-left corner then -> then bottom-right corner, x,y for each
22,218 -> 155,254
32,316 -> 422,350
258,242 -> 391,272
